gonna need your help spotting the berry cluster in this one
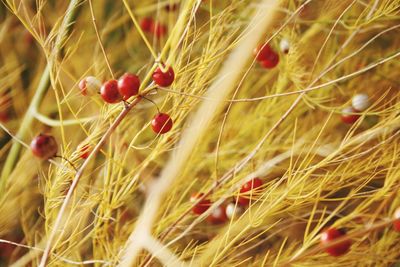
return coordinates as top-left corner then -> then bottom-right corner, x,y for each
31,65 -> 176,162
191,177 -> 400,258
341,93 -> 371,124
80,66 -> 175,135
190,177 -> 264,225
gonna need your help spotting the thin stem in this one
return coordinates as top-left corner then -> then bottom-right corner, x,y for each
142,96 -> 161,113
53,155 -> 78,172
88,0 -> 115,79
118,1 -> 281,266
0,239 -> 108,266
121,0 -> 158,60
38,96 -> 143,267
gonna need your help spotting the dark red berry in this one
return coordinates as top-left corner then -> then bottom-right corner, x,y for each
79,144 -> 91,159
30,134 -> 58,159
207,205 -> 228,224
0,112 -> 9,122
152,66 -> 175,87
393,207 -> 400,232
191,193 -> 212,215
100,79 -> 122,104
341,107 -> 360,124
0,95 -> 11,122
24,30 -> 34,45
151,22 -> 167,38
238,177 -> 263,206
117,73 -> 140,100
120,209 -> 133,223
151,113 -> 173,134
165,3 -> 179,12
320,228 -> 351,257
0,241 -> 14,260
140,17 -> 154,32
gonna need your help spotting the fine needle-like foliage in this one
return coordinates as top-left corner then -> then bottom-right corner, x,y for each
0,0 -> 399,266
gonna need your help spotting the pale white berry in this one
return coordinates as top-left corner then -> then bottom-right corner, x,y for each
79,76 -> 102,96
280,38 -> 290,54
394,207 -> 400,220
351,93 -> 370,111
211,206 -> 224,218
225,203 -> 243,219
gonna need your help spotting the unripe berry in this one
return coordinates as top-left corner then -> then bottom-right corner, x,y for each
341,107 -> 360,124
79,76 -> 102,96
190,193 -> 212,215
238,177 -> 263,206
225,202 -> 244,219
100,80 -> 122,104
152,66 -> 175,87
151,113 -> 173,134
118,73 -> 140,100
280,38 -> 290,54
320,227 -> 351,257
351,93 -> 370,111
30,134 -> 58,159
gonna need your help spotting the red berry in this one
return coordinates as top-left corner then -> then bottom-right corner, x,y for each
393,207 -> 400,232
0,112 -> 9,122
79,144 -> 91,159
152,66 -> 175,87
0,95 -> 10,122
254,43 -> 279,69
320,228 -> 351,257
0,241 -> 14,259
151,113 -> 173,134
117,73 -> 140,100
260,53 -> 279,69
191,193 -> 212,215
238,178 -> 263,206
100,79 -> 122,104
341,107 -> 360,124
253,43 -> 272,61
120,209 -> 133,223
24,30 -> 34,45
151,22 -> 167,38
30,134 -> 58,159
207,205 -> 228,224
140,17 -> 154,32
